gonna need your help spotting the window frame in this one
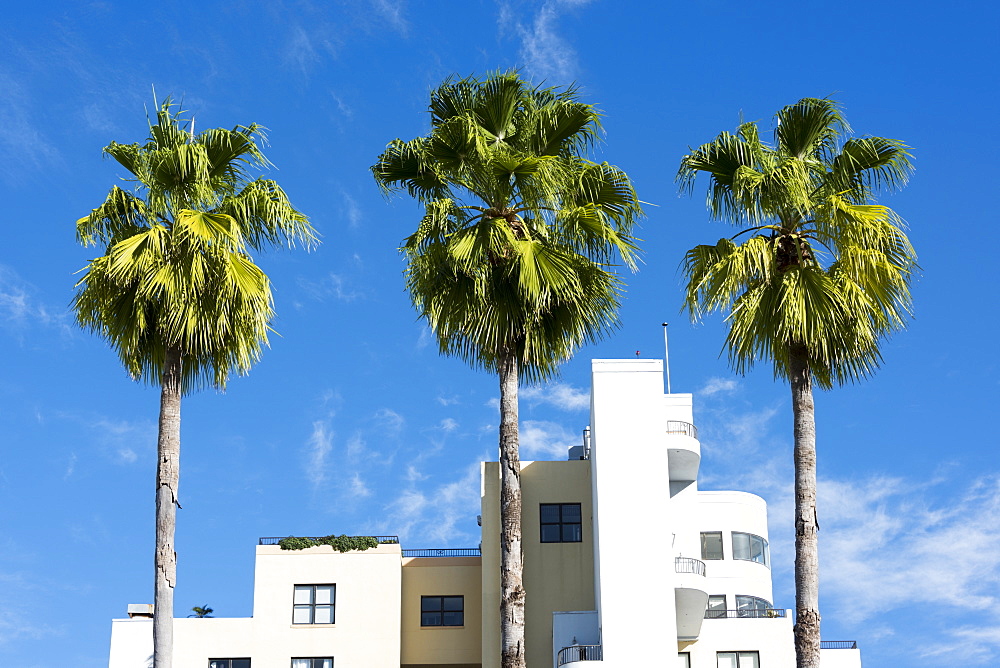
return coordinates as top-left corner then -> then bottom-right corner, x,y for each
700,531 -> 724,560
292,584 -> 336,625
706,594 -> 727,618
677,652 -> 691,668
291,659 -> 333,668
539,503 -> 583,543
717,650 -> 760,668
735,595 -> 773,617
731,531 -> 769,568
420,595 -> 465,627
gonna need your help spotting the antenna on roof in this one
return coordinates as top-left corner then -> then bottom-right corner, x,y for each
662,323 -> 672,394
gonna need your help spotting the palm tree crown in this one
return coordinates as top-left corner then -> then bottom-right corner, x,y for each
75,99 -> 316,391
678,98 -> 917,387
373,72 -> 642,381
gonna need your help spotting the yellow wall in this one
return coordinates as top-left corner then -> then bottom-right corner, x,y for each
481,460 -> 595,668
401,556 -> 483,667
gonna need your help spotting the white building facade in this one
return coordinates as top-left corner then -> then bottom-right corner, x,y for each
109,359 -> 861,668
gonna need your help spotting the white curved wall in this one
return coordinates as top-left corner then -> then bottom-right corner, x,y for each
695,491 -> 774,605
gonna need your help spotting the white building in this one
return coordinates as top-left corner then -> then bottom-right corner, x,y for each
109,358 -> 861,668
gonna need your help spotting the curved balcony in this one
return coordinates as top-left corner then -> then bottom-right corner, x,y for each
557,644 -> 603,666
674,556 -> 706,576
665,421 -> 700,482
673,556 -> 708,640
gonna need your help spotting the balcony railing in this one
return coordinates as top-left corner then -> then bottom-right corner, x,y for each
820,641 -> 858,650
402,548 -> 481,557
258,535 -> 399,546
666,421 -> 698,439
705,608 -> 787,619
557,645 -> 603,665
675,556 -> 707,576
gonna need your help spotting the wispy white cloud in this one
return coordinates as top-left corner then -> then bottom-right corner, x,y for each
385,462 -> 481,545
520,382 -> 590,411
519,419 -> 579,460
87,417 -> 156,465
340,190 -> 362,228
370,0 -> 409,35
348,472 -> 371,498
297,272 -> 365,302
305,420 -> 333,486
375,408 -> 405,434
0,71 -> 62,183
699,377 -> 739,396
0,265 -> 71,337
439,417 -> 459,433
498,0 -> 596,82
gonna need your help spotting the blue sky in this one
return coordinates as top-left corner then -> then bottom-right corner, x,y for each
1,1 -> 998,666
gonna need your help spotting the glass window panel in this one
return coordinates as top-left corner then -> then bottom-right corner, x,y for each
293,586 -> 313,604
421,597 -> 440,612
232,661 -> 250,668
313,605 -> 334,624
717,652 -> 738,668
292,606 -> 312,624
210,662 -> 227,668
291,661 -> 310,668
732,533 -> 751,560
562,524 -> 582,542
708,595 -> 726,610
442,597 -> 463,611
540,504 -> 560,523
701,532 -> 723,560
318,661 -> 332,668
422,612 -> 441,626
540,525 -> 561,542
314,585 -> 334,605
442,611 -> 464,626
750,535 -> 765,563
561,504 -> 581,521
738,652 -> 760,668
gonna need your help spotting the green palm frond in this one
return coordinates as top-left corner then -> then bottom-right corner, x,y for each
379,71 -> 642,381
74,97 -> 315,393
679,98 -> 917,388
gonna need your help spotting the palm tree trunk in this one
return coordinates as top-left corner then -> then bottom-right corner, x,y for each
790,343 -> 820,668
498,351 -> 526,668
153,346 -> 182,668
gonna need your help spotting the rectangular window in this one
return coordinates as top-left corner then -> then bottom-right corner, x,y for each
701,531 -> 724,560
291,659 -> 332,668
717,651 -> 760,668
293,584 -> 335,624
540,503 -> 582,543
210,660 -> 250,668
420,595 -> 464,626
736,595 -> 773,617
677,652 -> 691,668
732,532 -> 769,567
706,594 -> 727,618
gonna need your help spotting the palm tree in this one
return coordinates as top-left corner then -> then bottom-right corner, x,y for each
372,72 -> 641,668
189,605 -> 214,618
677,98 -> 916,668
74,99 -> 315,668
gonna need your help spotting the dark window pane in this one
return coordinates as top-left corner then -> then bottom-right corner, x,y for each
421,597 -> 440,612
233,661 -> 251,668
442,596 -> 463,611
561,504 -> 581,521
540,504 -> 560,523
421,612 -> 442,626
541,524 -> 561,542
562,524 -> 582,542
442,611 -> 464,626
701,532 -> 723,560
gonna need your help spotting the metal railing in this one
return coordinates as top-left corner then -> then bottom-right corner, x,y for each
557,645 -> 603,665
666,421 -> 698,439
705,608 -> 787,619
674,556 -> 706,576
258,535 -> 399,546
402,548 -> 481,557
820,641 -> 858,650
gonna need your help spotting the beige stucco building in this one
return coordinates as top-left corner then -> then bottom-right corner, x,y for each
109,359 -> 862,668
